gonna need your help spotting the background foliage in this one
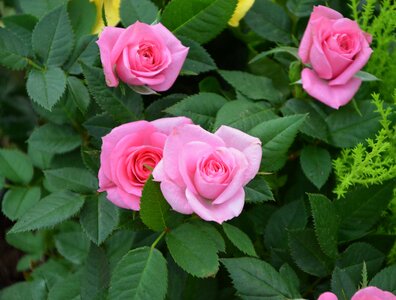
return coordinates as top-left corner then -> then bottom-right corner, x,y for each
0,0 -> 395,299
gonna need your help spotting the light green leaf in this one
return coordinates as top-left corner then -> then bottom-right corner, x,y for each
28,123 -> 81,155
55,230 -> 90,264
140,178 -> 171,232
2,14 -> 37,53
120,0 -> 158,26
32,5 -> 74,66
0,28 -> 29,70
165,93 -> 227,129
0,280 -> 47,300
19,0 -> 67,18
287,0 -> 324,17
249,114 -> 306,171
245,0 -> 292,44
355,71 -> 380,81
2,187 -> 41,221
370,265 -> 396,294
223,223 -> 257,257
190,221 -> 225,253
222,257 -> 294,300
166,222 -> 219,277
300,146 -> 332,189
108,247 -> 168,300
9,190 -> 85,233
67,76 -> 91,113
180,37 -> 217,75
6,231 -> 46,254
80,194 -> 120,245
219,70 -> 281,103
244,176 -> 274,203
0,149 -> 33,184
44,167 -> 98,193
308,194 -> 339,258
162,0 -> 237,44
26,67 -> 67,110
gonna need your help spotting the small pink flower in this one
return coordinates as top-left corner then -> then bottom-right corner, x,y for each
98,117 -> 192,210
298,6 -> 372,109
97,21 -> 189,93
318,287 -> 396,300
153,124 -> 262,224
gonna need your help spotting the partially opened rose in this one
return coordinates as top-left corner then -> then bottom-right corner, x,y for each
97,21 -> 189,94
153,124 -> 262,223
318,287 -> 396,300
298,6 -> 372,109
98,117 -> 192,210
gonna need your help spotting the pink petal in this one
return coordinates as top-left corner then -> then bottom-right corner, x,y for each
152,160 -> 165,182
301,68 -> 362,109
116,187 -> 141,210
150,117 -> 193,135
160,180 -> 193,214
310,35 -> 333,79
115,48 -> 144,86
318,292 -> 338,300
352,287 -> 396,300
312,5 -> 343,20
323,46 -> 353,79
104,187 -> 130,209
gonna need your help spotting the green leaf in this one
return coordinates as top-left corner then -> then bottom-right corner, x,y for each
48,272 -> 81,300
82,64 -> 139,123
165,93 -> 227,129
214,100 -> 278,132
83,113 -> 115,139
308,194 -> 339,258
180,37 -> 217,75
108,247 -> 168,300
26,67 -> 67,110
81,245 -> 110,300
326,100 -> 381,148
67,76 -> 90,113
80,194 -> 120,245
244,176 -> 274,203
19,0 -> 67,18
166,222 -> 219,277
335,180 -> 396,242
9,190 -> 85,233
249,114 -> 306,171
355,71 -> 380,82
0,28 -> 29,70
6,231 -> 46,254
370,265 -> 396,294
44,167 -> 98,193
145,93 -> 187,121
300,146 -> 332,189
331,267 -> 356,300
0,280 -> 47,300
31,259 -> 70,289
250,46 -> 299,64
279,264 -> 301,298
120,0 -> 158,26
32,5 -> 74,67
55,230 -> 90,264
222,223 -> 257,257
222,257 -> 294,300
287,0 -> 324,17
219,70 -> 281,103
28,123 -> 81,155
68,0 -> 96,38
162,0 -> 237,44
288,229 -> 333,277
190,221 -> 226,253
245,0 -> 292,44
2,187 -> 41,221
0,149 -> 33,184
2,14 -> 37,49
140,178 -> 171,232
65,34 -> 98,75
281,98 -> 329,142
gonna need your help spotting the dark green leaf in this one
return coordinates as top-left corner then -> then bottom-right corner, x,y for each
370,265 -> 396,294
287,0 -> 324,17
65,34 -> 98,75
279,264 -> 301,298
31,259 -> 70,289
222,223 -> 257,257
190,221 -> 225,253
331,267 -> 356,300
301,146 -> 332,189
244,176 -> 274,203
120,0 -> 158,26
48,272 -> 81,300
0,28 -> 29,70
2,187 -> 41,221
180,37 -> 217,75
55,230 -> 90,264
19,0 -> 67,18
68,0 -> 96,38
6,231 -> 46,254
145,94 -> 187,121
44,167 -> 98,193
250,46 -> 299,64
67,76 -> 91,113
0,280 -> 47,300
0,149 -> 33,184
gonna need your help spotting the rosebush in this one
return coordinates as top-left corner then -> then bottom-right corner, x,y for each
0,0 -> 396,299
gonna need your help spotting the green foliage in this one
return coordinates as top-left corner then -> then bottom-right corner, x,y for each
2,187 -> 41,221
301,146 -> 332,189
222,223 -> 257,257
120,0 -> 158,27
0,149 -> 33,184
0,28 -> 29,70
180,37 -> 217,75
244,176 -> 274,203
370,265 -> 396,293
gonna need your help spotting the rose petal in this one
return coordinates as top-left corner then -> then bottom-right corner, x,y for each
318,292 -> 338,300
116,187 -> 141,210
160,180 -> 193,214
150,117 -> 193,135
312,5 -> 343,20
104,187 -> 130,209
352,287 -> 396,300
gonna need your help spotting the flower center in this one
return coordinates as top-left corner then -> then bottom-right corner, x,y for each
127,146 -> 163,185
335,33 -> 353,52
137,42 -> 159,66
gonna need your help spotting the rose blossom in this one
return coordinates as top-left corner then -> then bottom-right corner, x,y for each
153,124 -> 262,223
97,21 -> 189,94
318,287 -> 396,300
98,117 -> 192,210
298,6 -> 372,109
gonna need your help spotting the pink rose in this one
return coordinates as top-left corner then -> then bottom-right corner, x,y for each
98,117 -> 192,210
153,124 -> 262,223
298,6 -> 372,109
97,21 -> 189,93
318,287 -> 396,300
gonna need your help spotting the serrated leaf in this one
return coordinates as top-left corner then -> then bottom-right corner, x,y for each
0,280 -> 47,300
2,187 -> 41,221
108,247 -> 167,300
162,0 -> 237,44
286,0 -> 324,17
19,0 -> 67,18
301,146 -> 332,189
166,222 -> 219,278
244,176 -> 274,203
369,265 -> 396,294
67,76 -> 90,113
2,14 -> 37,52
288,229 -> 333,277
6,231 -> 46,254
219,70 -> 281,103
32,5 -> 74,66
308,194 -> 339,258
222,257 -> 294,300
245,0 -> 292,44
65,34 -> 98,74
80,194 -> 120,245
331,267 -> 356,300
44,167 -> 98,193
140,178 -> 171,232
180,37 -> 217,75
55,230 -> 90,264
190,221 -> 225,253
223,223 -> 257,257
83,113 -> 115,139
165,93 -> 227,129
28,123 -> 81,154
26,67 -> 67,110
145,94 -> 187,121
249,114 -> 306,171
214,100 -> 278,132
68,0 -> 96,38
0,149 -> 33,184
0,28 -> 29,70
9,190 -> 85,233
120,0 -> 158,27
